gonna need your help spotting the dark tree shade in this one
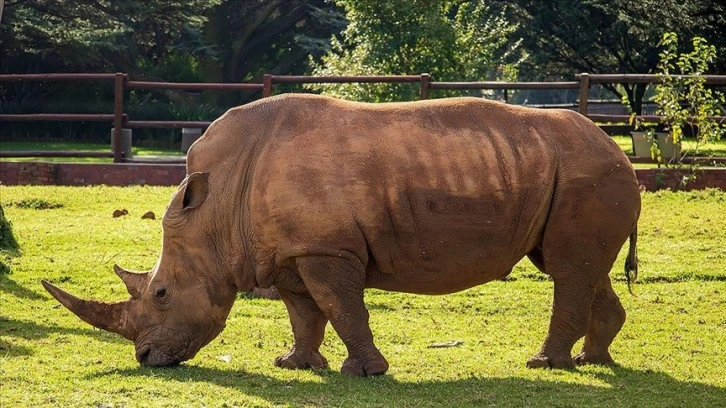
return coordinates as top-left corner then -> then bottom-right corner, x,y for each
494,0 -> 726,113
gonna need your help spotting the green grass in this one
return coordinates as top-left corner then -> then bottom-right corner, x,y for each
0,142 -> 184,163
1,186 -> 725,407
610,135 -> 726,157
3,136 -> 725,165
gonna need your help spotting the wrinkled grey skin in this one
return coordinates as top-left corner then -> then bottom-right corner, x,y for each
43,94 -> 640,375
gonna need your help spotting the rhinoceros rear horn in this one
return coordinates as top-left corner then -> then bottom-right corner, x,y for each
114,264 -> 150,299
41,280 -> 132,340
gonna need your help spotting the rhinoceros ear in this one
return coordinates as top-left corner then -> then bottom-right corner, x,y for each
182,172 -> 209,210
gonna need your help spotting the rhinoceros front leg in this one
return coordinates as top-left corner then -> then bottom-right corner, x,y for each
295,255 -> 389,376
274,288 -> 329,370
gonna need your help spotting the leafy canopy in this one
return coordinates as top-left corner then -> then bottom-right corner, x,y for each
310,0 -> 520,102
0,0 -> 219,73
496,0 -> 726,113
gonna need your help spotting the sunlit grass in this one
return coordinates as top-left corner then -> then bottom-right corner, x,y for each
0,142 -> 184,163
1,186 -> 725,407
610,135 -> 726,157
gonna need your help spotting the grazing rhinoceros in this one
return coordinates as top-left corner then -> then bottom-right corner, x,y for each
42,94 -> 640,375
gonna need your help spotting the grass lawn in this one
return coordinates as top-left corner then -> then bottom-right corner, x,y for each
610,135 -> 726,157
3,135 -> 725,165
1,186 -> 725,407
0,142 -> 184,163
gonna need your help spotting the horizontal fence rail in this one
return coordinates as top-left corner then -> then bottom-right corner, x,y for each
582,73 -> 726,85
0,114 -> 125,122
429,81 -> 580,90
0,151 -> 114,158
124,120 -> 213,129
126,81 -> 264,91
1,72 -> 724,162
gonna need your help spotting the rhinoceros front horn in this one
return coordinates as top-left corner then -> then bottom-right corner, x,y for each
41,280 -> 133,340
113,264 -> 150,299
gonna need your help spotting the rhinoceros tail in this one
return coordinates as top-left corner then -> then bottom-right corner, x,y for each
624,226 -> 638,295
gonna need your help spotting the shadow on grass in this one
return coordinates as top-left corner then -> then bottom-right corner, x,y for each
0,275 -> 45,300
88,364 -> 725,407
0,315 -> 127,357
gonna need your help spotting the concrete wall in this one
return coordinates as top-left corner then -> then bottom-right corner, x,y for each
0,162 -> 186,186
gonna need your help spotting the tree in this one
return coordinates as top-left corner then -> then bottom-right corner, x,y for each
200,0 -> 345,104
495,0 -> 726,113
310,0 -> 521,102
0,0 -> 219,76
202,0 -> 345,82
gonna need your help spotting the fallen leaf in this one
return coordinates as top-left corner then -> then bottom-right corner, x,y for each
218,355 -> 232,363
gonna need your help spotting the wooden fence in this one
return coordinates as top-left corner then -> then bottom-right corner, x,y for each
1,73 -> 725,162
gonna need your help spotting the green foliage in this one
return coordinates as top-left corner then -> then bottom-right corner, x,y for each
1,186 -> 725,406
0,0 -> 223,144
0,205 -> 20,251
0,205 -> 20,275
501,0 -> 726,112
655,33 -> 725,149
201,0 -> 345,106
309,0 -> 521,101
0,0 -> 220,70
630,33 -> 725,183
6,199 -> 64,210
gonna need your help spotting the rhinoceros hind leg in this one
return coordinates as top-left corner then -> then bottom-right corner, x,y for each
275,288 -> 330,370
528,179 -> 636,369
295,255 -> 389,377
573,279 -> 624,366
527,279 -> 597,369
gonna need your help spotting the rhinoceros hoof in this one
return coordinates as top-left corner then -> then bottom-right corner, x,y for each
526,353 -> 575,369
573,352 -> 615,366
341,356 -> 389,377
274,350 -> 328,370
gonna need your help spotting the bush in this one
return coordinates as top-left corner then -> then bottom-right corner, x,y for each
0,205 -> 20,275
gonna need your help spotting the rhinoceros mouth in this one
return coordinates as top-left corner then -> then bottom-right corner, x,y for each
135,343 -> 186,367
135,328 -> 197,367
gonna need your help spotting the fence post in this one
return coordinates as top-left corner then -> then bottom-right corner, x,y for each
113,73 -> 125,163
263,74 -> 273,98
578,73 -> 590,116
420,73 -> 430,100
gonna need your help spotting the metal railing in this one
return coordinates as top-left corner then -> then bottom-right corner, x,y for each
1,73 -> 724,162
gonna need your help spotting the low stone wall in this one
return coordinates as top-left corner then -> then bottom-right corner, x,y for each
0,161 -> 186,186
1,161 -> 725,191
636,168 -> 726,191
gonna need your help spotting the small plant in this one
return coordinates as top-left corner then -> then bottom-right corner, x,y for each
7,198 -> 64,210
0,205 -> 20,275
630,33 -> 726,188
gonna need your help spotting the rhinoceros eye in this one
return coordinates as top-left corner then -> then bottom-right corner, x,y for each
155,288 -> 168,298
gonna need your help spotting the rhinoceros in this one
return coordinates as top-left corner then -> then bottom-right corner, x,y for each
42,94 -> 640,375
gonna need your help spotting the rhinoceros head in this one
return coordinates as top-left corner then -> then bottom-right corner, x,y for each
42,172 -> 240,366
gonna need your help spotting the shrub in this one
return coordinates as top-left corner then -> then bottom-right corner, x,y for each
0,205 -> 20,275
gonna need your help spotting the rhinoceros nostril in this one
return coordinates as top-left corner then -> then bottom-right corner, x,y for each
136,345 -> 151,365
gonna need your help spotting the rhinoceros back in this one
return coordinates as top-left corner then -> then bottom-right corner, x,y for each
201,94 -> 634,295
